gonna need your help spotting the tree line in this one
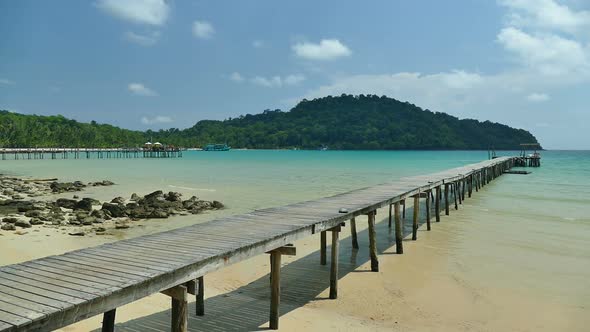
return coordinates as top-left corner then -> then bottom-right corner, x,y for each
0,94 -> 540,149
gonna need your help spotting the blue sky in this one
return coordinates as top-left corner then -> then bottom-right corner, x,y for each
1,0 -> 589,149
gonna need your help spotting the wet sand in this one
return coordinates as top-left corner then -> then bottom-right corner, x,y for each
2,176 -> 587,332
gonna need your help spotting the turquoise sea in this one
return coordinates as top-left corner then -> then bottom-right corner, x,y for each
2,150 -> 589,217
1,150 -> 589,330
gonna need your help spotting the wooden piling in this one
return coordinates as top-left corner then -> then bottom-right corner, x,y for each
320,231 -> 327,265
426,190 -> 431,231
101,309 -> 116,332
163,285 -> 188,332
454,183 -> 459,210
196,276 -> 204,316
367,211 -> 379,271
350,217 -> 359,249
269,251 -> 281,330
435,186 -> 441,222
394,202 -> 403,254
444,184 -> 450,215
402,199 -> 406,219
412,195 -> 420,240
388,203 -> 392,228
330,227 -> 340,299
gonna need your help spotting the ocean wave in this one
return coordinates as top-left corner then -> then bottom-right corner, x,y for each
168,185 -> 216,192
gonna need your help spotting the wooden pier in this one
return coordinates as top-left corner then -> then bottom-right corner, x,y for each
0,148 -> 182,160
0,157 -> 516,332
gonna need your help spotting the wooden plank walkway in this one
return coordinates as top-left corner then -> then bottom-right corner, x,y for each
0,157 -> 515,332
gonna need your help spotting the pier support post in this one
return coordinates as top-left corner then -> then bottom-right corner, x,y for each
444,184 -> 450,215
161,285 -> 188,332
101,309 -> 116,332
270,251 -> 281,330
388,203 -> 392,228
468,175 -> 473,198
462,180 -> 466,201
454,183 -> 459,210
330,226 -> 341,299
196,276 -> 204,316
367,211 -> 379,271
350,217 -> 359,249
412,195 -> 420,240
394,202 -> 403,254
435,186 -> 441,222
320,231 -> 327,265
267,246 -> 296,330
401,200 -> 406,219
425,190 -> 431,231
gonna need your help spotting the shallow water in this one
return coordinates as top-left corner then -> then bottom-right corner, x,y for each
1,150 -> 589,330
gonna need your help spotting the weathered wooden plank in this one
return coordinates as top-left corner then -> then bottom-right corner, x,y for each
0,268 -> 114,295
0,277 -> 88,304
19,261 -> 129,286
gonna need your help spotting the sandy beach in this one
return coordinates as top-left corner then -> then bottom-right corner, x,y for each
2,173 -> 587,332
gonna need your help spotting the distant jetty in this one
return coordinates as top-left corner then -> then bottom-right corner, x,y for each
0,146 -> 183,160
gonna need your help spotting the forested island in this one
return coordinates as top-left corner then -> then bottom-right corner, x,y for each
0,95 -> 539,150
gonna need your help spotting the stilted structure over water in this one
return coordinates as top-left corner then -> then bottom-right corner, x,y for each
514,143 -> 541,167
0,147 -> 182,160
0,157 -> 521,332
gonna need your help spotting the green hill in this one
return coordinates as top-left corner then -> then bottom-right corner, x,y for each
0,94 -> 540,149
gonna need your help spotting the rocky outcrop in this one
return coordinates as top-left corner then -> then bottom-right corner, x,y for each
1,176 -> 224,235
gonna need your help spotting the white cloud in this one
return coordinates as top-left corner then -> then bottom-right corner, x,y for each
229,72 -> 244,82
442,70 -> 484,89
128,82 -> 158,96
526,92 -> 550,102
0,78 -> 15,85
192,21 -> 215,39
250,74 -> 306,88
499,0 -> 590,34
96,0 -> 169,26
283,74 -> 306,86
292,39 -> 352,60
497,27 -> 589,76
252,40 -> 264,48
124,31 -> 160,46
251,76 -> 282,88
141,115 -> 173,125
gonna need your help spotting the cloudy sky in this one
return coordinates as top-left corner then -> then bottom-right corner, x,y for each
1,0 -> 589,149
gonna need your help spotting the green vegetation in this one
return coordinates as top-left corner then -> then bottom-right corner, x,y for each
0,95 -> 540,149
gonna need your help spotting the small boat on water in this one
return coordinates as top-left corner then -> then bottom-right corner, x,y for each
203,143 -> 231,151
